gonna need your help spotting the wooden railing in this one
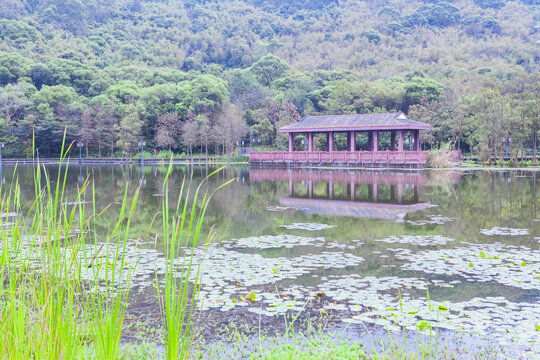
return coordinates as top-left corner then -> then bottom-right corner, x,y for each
249,151 -> 428,164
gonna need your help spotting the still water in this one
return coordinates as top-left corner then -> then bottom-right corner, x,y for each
3,165 -> 540,354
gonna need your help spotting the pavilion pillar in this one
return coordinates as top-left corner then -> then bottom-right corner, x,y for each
368,132 -> 373,151
289,179 -> 293,197
349,131 -> 356,151
398,130 -> 404,151
308,132 -> 313,152
373,130 -> 379,151
414,130 -> 420,151
328,132 -> 334,152
390,132 -> 396,151
289,133 -> 294,152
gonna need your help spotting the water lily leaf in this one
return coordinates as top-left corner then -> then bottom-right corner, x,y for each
417,321 -> 430,330
273,269 -> 279,274
479,251 -> 486,258
468,263 -> 474,267
535,325 -> 540,331
246,291 -> 256,301
521,262 -> 526,266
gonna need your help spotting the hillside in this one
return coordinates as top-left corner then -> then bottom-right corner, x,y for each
0,0 -> 538,158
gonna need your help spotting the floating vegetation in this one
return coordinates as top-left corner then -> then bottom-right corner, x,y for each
394,243 -> 540,290
401,215 -> 456,226
480,227 -> 529,236
190,244 -> 365,313
279,223 -> 336,231
375,235 -> 455,246
223,235 -> 326,249
317,275 -> 540,348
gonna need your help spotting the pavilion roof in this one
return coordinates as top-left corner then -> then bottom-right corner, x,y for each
280,197 -> 432,220
279,112 -> 430,133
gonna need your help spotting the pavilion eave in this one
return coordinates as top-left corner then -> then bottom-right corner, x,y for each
279,125 -> 430,133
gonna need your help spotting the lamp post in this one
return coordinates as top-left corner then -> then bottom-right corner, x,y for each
77,142 -> 83,162
139,140 -> 146,163
139,140 -> 146,185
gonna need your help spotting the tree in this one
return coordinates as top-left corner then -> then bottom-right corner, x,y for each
249,55 -> 290,87
155,112 -> 180,150
115,104 -> 142,158
181,120 -> 198,160
79,108 -> 93,156
473,0 -> 506,9
214,102 -> 248,158
404,78 -> 444,110
361,30 -> 382,44
196,114 -> 210,160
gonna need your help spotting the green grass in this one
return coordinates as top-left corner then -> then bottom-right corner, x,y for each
0,134 -> 229,359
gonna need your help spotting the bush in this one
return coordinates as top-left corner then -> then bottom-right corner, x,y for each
427,143 -> 460,168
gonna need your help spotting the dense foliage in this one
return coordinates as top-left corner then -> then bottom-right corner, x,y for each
0,0 -> 538,158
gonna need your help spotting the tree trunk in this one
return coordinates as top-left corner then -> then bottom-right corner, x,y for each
533,126 -> 538,166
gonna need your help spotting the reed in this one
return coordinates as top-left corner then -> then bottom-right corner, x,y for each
0,133 -> 229,359
157,160 -> 234,360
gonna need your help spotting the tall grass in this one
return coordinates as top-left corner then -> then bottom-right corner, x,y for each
0,134 -> 226,359
158,160 -> 234,360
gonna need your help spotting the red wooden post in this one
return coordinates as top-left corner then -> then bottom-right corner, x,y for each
328,132 -> 334,152
289,133 -> 294,152
390,131 -> 396,151
350,131 -> 356,151
373,130 -> 379,151
414,130 -> 420,151
368,131 -> 373,151
308,132 -> 313,152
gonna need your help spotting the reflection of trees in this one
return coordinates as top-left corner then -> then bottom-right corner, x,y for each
4,166 -> 539,251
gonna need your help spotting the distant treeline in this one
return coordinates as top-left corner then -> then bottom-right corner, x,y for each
0,0 -> 538,158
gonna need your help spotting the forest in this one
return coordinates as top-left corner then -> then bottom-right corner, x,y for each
0,0 -> 538,159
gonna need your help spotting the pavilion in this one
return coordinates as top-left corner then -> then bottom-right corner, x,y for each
249,112 -> 431,167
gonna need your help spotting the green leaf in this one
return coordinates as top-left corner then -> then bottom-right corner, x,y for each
468,263 -> 474,267
535,325 -> 540,331
246,291 -> 256,301
408,311 -> 418,315
521,262 -> 526,266
417,321 -> 430,330
272,269 -> 279,274
386,307 -> 395,311
479,251 -> 486,258
438,305 -> 448,311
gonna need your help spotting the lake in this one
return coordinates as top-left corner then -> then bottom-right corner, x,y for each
2,164 -> 539,357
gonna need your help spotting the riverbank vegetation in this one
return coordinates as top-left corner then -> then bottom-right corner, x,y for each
0,0 -> 538,161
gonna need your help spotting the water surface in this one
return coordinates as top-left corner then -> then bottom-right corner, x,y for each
3,165 -> 539,356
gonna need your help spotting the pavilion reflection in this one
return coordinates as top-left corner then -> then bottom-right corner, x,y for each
250,168 -> 433,220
